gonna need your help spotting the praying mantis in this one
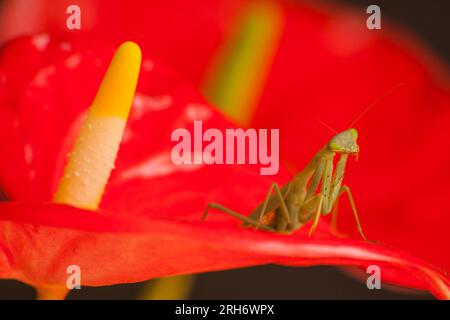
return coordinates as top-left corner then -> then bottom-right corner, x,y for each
203,128 -> 366,240
202,85 -> 403,241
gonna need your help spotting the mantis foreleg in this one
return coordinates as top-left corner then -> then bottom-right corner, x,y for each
305,159 -> 325,200
297,156 -> 331,235
319,154 -> 367,240
308,194 -> 324,236
303,155 -> 334,235
322,154 -> 348,214
300,153 -> 366,239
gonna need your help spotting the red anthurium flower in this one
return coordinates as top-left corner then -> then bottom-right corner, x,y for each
0,0 -> 245,85
0,34 -> 448,300
0,34 -> 286,290
0,2 -> 449,300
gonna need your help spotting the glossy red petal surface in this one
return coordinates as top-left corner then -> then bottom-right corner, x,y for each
0,202 -> 448,299
0,0 -> 244,85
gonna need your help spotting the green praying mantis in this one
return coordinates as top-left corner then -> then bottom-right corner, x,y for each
203,128 -> 366,240
202,85 -> 403,241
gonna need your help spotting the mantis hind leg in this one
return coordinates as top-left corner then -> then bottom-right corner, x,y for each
331,185 -> 367,241
256,183 -> 292,230
202,203 -> 275,232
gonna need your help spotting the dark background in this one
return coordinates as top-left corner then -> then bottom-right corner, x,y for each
0,0 -> 448,299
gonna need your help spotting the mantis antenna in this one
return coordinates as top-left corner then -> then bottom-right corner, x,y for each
348,83 -> 405,128
314,116 -> 338,134
314,83 -> 404,135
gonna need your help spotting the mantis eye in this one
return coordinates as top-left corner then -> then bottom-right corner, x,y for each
349,128 -> 358,140
328,142 -> 343,152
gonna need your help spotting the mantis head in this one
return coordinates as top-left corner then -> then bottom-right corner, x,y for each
328,128 -> 359,155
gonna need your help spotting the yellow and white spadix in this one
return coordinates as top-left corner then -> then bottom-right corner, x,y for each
54,41 -> 142,210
